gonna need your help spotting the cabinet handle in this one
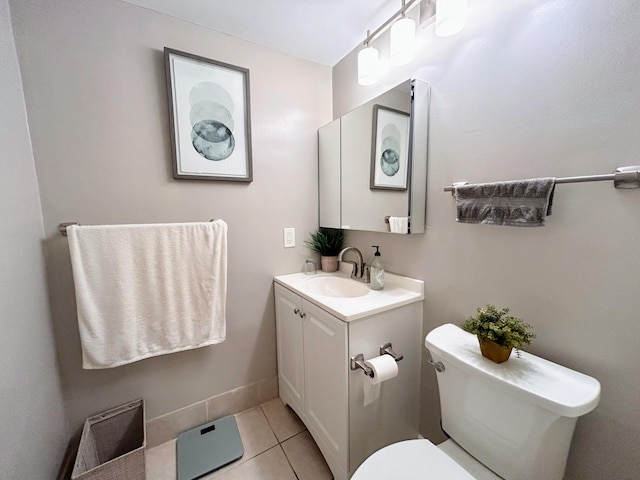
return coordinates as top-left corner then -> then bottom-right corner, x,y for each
300,312 -> 306,318
294,307 -> 300,315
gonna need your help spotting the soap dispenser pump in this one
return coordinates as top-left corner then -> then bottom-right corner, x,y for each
370,245 -> 385,290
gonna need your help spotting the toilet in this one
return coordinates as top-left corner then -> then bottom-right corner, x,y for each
352,323 -> 601,480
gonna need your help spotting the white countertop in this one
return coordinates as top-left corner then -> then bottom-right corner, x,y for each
274,270 -> 424,322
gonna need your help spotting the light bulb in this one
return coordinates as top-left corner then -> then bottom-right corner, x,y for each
358,45 -> 379,86
435,0 -> 467,38
390,16 -> 416,66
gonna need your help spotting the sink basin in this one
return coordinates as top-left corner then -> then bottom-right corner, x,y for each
303,276 -> 370,298
275,271 -> 424,321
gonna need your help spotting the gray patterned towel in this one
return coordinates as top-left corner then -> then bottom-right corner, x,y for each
455,178 -> 556,226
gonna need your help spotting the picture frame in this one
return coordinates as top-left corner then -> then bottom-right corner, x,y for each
164,48 -> 253,182
370,104 -> 410,190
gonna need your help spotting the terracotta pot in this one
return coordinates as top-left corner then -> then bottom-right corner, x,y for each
478,337 -> 513,363
321,255 -> 338,272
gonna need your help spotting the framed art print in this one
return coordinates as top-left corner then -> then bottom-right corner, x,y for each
165,48 -> 253,182
370,104 -> 410,190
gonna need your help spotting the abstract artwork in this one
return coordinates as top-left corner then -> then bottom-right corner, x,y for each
165,48 -> 252,181
370,105 -> 410,190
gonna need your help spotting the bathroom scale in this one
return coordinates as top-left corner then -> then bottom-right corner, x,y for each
176,415 -> 244,480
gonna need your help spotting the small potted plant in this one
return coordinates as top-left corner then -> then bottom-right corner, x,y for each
463,305 -> 535,363
305,228 -> 344,272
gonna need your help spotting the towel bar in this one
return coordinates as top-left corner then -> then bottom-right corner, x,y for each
384,215 -> 411,224
59,222 -> 80,236
443,166 -> 640,193
58,219 -> 220,236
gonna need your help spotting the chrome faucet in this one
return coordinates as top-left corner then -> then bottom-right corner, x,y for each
337,247 -> 370,283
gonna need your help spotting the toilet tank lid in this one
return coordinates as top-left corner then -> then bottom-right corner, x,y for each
425,324 -> 601,417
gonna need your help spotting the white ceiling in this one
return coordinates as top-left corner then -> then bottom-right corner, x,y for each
122,0 -> 401,66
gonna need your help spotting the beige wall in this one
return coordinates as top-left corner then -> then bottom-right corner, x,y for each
10,0 -> 331,429
7,0 -> 640,477
0,0 -> 69,477
333,1 -> 640,478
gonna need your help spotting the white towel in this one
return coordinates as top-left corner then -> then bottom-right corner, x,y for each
389,216 -> 409,234
67,221 -> 227,369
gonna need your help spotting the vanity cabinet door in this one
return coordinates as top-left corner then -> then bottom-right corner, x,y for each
274,284 -> 305,414
302,300 -> 348,468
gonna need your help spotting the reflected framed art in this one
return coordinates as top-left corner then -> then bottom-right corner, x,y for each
370,104 -> 409,190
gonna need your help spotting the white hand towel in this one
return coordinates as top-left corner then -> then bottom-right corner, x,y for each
389,216 -> 409,234
67,220 -> 227,369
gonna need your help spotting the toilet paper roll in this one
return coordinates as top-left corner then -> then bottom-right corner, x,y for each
362,354 -> 399,406
365,354 -> 399,385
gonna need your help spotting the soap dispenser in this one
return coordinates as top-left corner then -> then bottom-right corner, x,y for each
370,245 -> 385,290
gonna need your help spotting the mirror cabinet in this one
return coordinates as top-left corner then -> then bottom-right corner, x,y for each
318,79 -> 430,234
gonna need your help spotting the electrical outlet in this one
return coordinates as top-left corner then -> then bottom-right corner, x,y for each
283,227 -> 295,248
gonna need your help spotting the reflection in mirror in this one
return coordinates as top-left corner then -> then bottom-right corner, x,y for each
318,118 -> 341,229
318,79 -> 430,234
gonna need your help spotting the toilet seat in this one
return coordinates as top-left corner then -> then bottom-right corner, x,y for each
350,439 -> 478,480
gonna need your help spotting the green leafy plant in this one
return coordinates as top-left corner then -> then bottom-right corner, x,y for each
463,305 -> 535,350
304,228 -> 344,256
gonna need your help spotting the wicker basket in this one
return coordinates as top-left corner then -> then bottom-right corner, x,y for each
71,399 -> 146,480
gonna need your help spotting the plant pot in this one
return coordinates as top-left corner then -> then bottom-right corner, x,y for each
478,337 -> 513,364
321,255 -> 338,272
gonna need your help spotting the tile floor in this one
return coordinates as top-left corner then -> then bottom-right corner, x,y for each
146,398 -> 334,480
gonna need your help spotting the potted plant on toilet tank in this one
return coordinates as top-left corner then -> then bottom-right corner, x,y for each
304,228 -> 344,272
463,305 -> 536,363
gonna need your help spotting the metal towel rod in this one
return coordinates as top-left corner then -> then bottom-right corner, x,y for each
58,219 -> 219,237
443,166 -> 640,192
58,222 -> 80,236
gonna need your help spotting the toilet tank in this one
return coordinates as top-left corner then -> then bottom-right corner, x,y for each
425,324 -> 600,480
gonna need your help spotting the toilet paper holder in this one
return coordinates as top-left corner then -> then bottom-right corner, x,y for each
350,342 -> 404,377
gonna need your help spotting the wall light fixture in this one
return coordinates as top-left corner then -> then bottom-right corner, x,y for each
357,0 -> 467,85
390,15 -> 416,65
358,34 -> 380,86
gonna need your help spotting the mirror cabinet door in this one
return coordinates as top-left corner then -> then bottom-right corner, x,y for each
341,84 -> 411,232
407,79 -> 430,234
318,79 -> 429,234
318,119 -> 341,229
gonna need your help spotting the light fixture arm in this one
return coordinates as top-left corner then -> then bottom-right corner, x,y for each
364,29 -> 371,47
362,0 -> 426,46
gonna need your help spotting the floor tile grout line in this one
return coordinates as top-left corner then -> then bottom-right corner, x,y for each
279,441 -> 302,480
255,404 -> 286,448
250,444 -> 302,480
258,403 -> 307,480
260,402 -> 289,443
281,431 -> 335,480
259,400 -> 307,445
206,445 -> 295,480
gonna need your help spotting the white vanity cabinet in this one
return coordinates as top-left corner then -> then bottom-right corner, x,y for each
274,284 -> 349,473
274,272 -> 424,480
274,284 -> 306,413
